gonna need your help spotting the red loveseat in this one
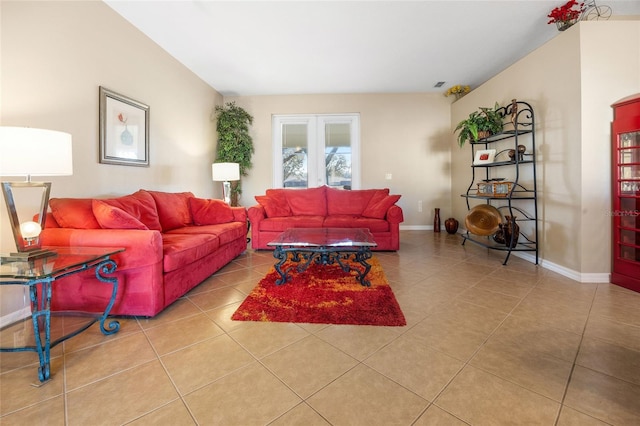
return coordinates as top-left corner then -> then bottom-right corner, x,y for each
247,186 -> 403,251
40,190 -> 247,317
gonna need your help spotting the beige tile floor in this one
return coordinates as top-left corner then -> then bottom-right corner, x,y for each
2,230 -> 640,425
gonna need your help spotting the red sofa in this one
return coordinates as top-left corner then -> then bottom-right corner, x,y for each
40,190 -> 247,317
247,186 -> 403,251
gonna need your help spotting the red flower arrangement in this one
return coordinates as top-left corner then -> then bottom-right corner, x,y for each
547,0 -> 585,25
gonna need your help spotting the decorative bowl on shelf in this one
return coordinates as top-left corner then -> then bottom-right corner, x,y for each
465,204 -> 502,236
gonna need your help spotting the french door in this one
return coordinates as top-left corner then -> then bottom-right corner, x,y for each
272,114 -> 360,189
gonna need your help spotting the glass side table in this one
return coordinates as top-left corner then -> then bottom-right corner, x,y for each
0,247 -> 123,383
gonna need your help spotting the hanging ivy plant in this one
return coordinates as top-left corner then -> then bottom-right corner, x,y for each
214,101 -> 254,206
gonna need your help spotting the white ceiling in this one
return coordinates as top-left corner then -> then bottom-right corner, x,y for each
104,0 -> 640,96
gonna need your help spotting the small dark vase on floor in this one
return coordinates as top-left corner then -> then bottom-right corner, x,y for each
493,223 -> 505,244
503,216 -> 520,248
434,208 -> 441,233
444,218 -> 459,234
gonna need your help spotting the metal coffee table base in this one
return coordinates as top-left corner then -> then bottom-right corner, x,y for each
272,246 -> 374,286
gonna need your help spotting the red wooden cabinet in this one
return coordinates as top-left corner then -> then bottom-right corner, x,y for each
611,94 -> 640,292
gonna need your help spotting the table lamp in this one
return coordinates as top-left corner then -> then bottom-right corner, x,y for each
211,162 -> 240,205
0,127 -> 73,260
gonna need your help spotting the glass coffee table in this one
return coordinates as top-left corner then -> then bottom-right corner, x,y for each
267,228 -> 377,286
0,247 -> 123,383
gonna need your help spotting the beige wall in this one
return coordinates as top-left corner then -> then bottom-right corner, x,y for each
224,94 -> 453,227
451,20 -> 640,279
0,1 -> 221,320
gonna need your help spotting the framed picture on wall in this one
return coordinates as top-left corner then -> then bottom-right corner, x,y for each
99,86 -> 149,167
473,149 -> 496,165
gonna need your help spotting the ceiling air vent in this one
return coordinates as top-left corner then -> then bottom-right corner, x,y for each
434,81 -> 446,88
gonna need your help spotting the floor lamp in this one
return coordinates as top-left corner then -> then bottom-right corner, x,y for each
0,127 -> 73,260
212,162 -> 240,205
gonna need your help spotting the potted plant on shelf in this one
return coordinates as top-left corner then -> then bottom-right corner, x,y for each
454,102 -> 504,147
214,101 -> 254,206
547,0 -> 585,31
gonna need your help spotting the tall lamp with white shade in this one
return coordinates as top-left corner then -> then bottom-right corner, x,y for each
0,127 -> 73,260
211,162 -> 240,205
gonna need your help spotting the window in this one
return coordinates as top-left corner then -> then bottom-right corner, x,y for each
272,114 -> 360,189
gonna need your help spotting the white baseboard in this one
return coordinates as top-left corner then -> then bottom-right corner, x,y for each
506,248 -> 610,283
434,229 -> 610,284
0,307 -> 31,329
399,225 -> 431,231
539,257 -> 610,283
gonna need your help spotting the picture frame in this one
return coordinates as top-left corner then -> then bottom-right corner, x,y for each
99,86 -> 149,167
473,149 -> 496,165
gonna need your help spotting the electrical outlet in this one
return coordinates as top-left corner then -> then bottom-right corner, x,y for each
385,173 -> 392,180
418,201 -> 423,212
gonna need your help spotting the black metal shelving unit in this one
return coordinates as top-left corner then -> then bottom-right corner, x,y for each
461,100 -> 539,265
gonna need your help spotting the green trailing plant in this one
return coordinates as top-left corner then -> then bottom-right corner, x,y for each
454,102 -> 504,147
214,101 -> 254,206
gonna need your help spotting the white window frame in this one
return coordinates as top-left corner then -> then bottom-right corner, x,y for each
272,113 -> 360,189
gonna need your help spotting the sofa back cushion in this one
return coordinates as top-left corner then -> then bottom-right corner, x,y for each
362,191 -> 401,219
92,200 -> 149,230
147,190 -> 194,231
270,186 -> 327,216
102,190 -> 162,231
255,193 -> 291,218
326,187 -> 379,215
49,198 -> 100,229
189,197 -> 235,225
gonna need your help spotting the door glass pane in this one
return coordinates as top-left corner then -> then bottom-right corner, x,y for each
282,124 -> 308,188
324,123 -> 351,189
618,131 -> 640,194
620,131 -> 640,148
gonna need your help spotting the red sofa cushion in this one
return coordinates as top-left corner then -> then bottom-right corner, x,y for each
362,193 -> 401,219
259,216 -> 325,232
255,193 -> 291,218
92,200 -> 148,230
49,198 -> 100,229
274,186 -> 327,216
102,190 -> 162,231
167,222 -> 246,246
147,190 -> 194,231
323,215 -> 390,233
189,197 -> 235,224
326,187 -> 379,215
161,233 -> 220,272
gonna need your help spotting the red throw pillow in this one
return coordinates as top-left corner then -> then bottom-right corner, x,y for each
147,190 -> 194,231
362,194 -> 401,219
49,198 -> 100,229
189,197 -> 235,225
92,200 -> 148,230
102,190 -> 162,231
255,194 -> 291,218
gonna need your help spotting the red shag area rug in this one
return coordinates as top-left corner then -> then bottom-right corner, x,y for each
231,256 -> 406,326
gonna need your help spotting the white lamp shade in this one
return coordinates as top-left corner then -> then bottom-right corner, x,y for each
0,127 -> 73,177
212,162 -> 240,181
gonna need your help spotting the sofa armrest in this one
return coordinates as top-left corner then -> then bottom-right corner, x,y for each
231,206 -> 247,223
40,228 -> 163,270
247,204 -> 266,225
387,205 -> 404,224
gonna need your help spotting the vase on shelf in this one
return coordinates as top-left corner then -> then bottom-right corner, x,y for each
556,19 -> 578,31
434,208 -> 441,233
503,216 -> 520,248
444,218 -> 459,234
